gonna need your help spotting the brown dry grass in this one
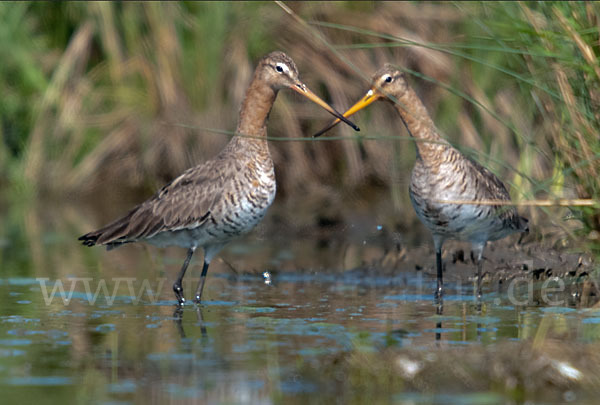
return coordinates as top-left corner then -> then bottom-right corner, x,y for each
3,2 -> 598,245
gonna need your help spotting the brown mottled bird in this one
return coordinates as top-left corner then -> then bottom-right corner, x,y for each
314,64 -> 528,298
79,51 -> 358,305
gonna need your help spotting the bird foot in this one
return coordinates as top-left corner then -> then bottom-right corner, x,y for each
173,283 -> 185,306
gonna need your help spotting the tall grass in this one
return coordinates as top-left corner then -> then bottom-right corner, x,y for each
0,2 -> 598,248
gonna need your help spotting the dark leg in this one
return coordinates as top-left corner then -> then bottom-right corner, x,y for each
194,261 -> 210,304
473,244 -> 485,312
476,265 -> 482,340
476,258 -> 483,301
475,258 -> 483,312
435,294 -> 443,342
173,247 -> 196,306
435,248 -> 443,299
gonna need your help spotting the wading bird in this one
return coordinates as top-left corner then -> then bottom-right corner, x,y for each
314,64 -> 528,299
80,51 -> 359,306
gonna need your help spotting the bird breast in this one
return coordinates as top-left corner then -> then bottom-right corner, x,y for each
211,155 -> 276,238
238,158 -> 277,223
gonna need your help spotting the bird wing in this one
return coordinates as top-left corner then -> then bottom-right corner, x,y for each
465,157 -> 512,201
125,157 -> 235,239
86,153 -> 237,246
464,155 -> 524,228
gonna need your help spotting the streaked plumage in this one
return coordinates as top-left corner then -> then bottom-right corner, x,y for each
315,64 -> 528,298
79,51 -> 358,305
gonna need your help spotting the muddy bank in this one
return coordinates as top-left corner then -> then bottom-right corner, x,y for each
218,216 -> 596,282
372,238 -> 595,283
233,197 -> 598,283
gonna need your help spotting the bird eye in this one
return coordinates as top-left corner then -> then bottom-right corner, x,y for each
275,63 -> 287,73
384,75 -> 392,83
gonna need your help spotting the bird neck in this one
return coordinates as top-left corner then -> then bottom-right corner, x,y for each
392,87 -> 448,163
235,76 -> 278,143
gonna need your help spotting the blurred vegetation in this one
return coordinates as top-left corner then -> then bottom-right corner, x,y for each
0,2 -> 598,250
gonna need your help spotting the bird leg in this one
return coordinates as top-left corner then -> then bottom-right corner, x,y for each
194,261 -> 210,304
435,248 -> 444,299
472,243 -> 485,311
476,257 -> 483,301
173,247 -> 196,306
435,294 -> 444,342
475,259 -> 484,313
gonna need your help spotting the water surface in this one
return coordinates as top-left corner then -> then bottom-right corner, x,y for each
1,268 -> 599,404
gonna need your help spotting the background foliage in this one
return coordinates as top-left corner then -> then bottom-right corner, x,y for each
0,2 -> 598,249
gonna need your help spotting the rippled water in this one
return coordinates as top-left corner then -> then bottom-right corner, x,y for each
1,268 -> 600,404
0,199 -> 598,403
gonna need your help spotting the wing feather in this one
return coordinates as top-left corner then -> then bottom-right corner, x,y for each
80,152 -> 237,246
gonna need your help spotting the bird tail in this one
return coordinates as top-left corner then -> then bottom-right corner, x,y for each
518,216 -> 529,233
78,209 -> 137,250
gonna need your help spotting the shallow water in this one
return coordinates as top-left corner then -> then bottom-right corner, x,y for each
1,201 -> 599,403
1,268 -> 599,404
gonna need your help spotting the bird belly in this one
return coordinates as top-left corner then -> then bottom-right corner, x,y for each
144,228 -> 215,249
410,170 -> 509,244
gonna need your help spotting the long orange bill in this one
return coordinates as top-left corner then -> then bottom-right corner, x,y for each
313,88 -> 380,138
290,82 -> 360,131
